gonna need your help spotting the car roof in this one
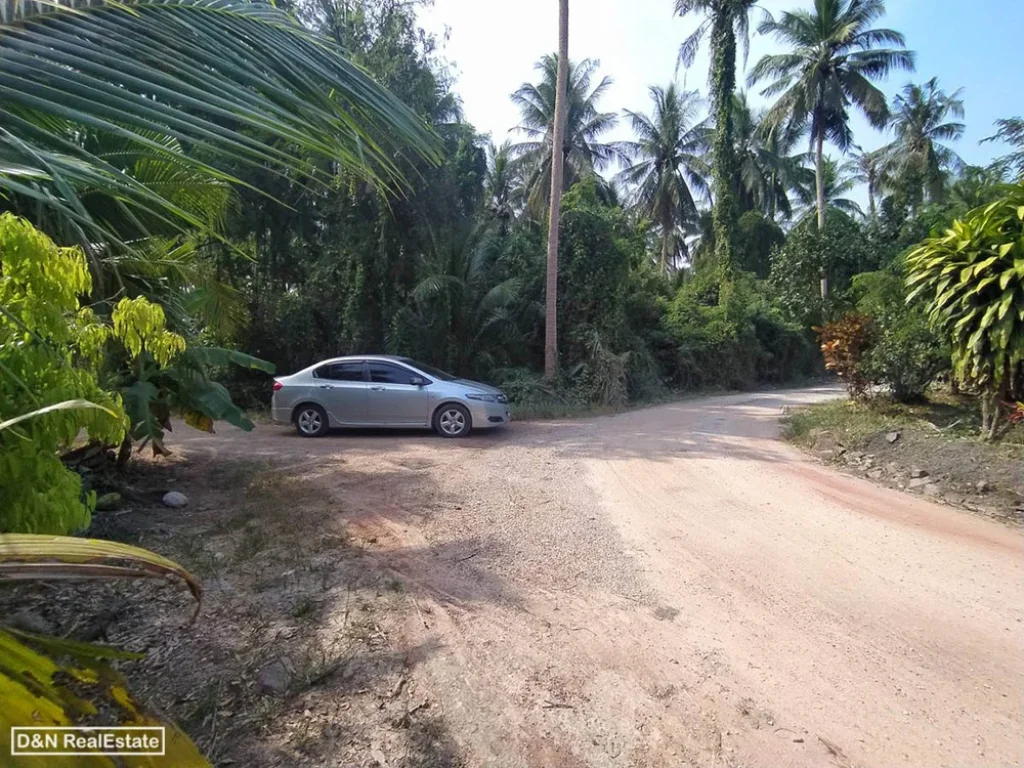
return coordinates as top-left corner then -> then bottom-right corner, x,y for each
314,355 -> 414,366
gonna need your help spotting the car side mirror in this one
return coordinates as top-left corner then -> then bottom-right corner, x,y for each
409,376 -> 427,387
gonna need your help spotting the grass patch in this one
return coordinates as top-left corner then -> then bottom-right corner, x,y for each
289,596 -> 319,620
784,392 -> 989,447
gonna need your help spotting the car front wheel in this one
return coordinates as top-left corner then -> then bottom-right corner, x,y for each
295,404 -> 329,437
434,404 -> 471,438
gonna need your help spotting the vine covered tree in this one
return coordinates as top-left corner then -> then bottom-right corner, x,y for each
675,0 -> 763,275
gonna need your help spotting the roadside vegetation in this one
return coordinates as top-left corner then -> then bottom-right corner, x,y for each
1,0 -> 1023,764
786,394 -> 1024,521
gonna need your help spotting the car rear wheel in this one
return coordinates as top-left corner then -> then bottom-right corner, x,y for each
434,404 -> 471,438
295,404 -> 329,438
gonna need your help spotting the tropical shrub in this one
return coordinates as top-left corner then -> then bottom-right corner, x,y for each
1,217 -> 130,533
816,314 -> 876,399
735,211 -> 785,279
906,183 -> 1024,437
568,329 -> 631,407
0,216 -> 246,532
853,270 -> 949,402
664,273 -> 815,391
769,209 -> 875,326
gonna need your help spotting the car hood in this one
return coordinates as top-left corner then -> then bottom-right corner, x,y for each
453,378 -> 503,395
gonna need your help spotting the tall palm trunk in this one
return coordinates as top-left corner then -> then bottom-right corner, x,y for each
814,128 -> 828,299
709,8 -> 738,279
661,213 -> 673,274
867,171 -> 877,220
544,0 -> 569,379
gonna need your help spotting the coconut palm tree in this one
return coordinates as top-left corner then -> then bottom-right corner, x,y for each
616,84 -> 710,272
793,155 -> 863,219
511,55 -> 619,218
0,0 -> 437,248
841,145 -> 889,219
484,141 -> 522,234
674,0 -> 763,272
730,92 -> 811,220
749,0 -> 914,238
544,0 -> 570,379
983,117 -> 1024,178
884,78 -> 965,208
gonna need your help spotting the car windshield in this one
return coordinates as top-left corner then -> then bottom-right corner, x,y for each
401,359 -> 456,382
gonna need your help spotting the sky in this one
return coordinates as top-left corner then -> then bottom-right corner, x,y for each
417,0 -> 1024,206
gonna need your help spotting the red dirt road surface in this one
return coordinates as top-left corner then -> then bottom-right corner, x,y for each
177,387 -> 1024,767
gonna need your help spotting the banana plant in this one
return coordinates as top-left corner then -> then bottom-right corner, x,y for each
122,345 -> 276,455
1,404 -> 209,765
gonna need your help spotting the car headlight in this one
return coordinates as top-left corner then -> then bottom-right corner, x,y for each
466,393 -> 507,403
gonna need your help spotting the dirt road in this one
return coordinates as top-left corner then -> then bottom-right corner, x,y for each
177,387 -> 1024,767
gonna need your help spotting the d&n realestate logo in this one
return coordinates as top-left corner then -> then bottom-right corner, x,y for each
10,727 -> 165,757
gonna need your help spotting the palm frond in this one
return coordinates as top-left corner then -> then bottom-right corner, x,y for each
0,0 -> 439,243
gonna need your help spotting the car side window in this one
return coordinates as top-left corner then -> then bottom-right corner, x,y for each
368,363 -> 419,385
317,362 -> 364,382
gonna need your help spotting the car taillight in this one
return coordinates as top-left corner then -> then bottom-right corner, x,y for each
273,381 -> 283,391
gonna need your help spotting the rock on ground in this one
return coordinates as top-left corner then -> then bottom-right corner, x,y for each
162,491 -> 188,508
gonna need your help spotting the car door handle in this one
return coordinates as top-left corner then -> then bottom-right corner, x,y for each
370,386 -> 386,392
318,384 -> 334,389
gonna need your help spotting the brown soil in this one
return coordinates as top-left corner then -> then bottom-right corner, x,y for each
5,386 -> 1023,767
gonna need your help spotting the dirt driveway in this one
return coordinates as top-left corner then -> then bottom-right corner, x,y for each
174,386 -> 1024,767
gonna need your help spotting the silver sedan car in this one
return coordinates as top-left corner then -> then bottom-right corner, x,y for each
271,356 -> 510,438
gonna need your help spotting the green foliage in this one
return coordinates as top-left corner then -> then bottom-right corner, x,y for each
884,78 -> 966,207
0,215 -> 126,533
982,117 -> 1024,179
750,0 -> 913,228
616,83 -> 709,271
0,215 -> 251,530
556,181 -> 645,403
0,0 -> 437,246
906,183 -> 1024,436
511,55 -> 621,216
769,208 -> 875,326
664,271 -> 815,390
122,345 -> 274,455
569,329 -> 632,407
675,0 -> 765,272
853,270 -> 948,401
735,210 -> 784,278
558,182 -> 636,342
730,91 -> 810,220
